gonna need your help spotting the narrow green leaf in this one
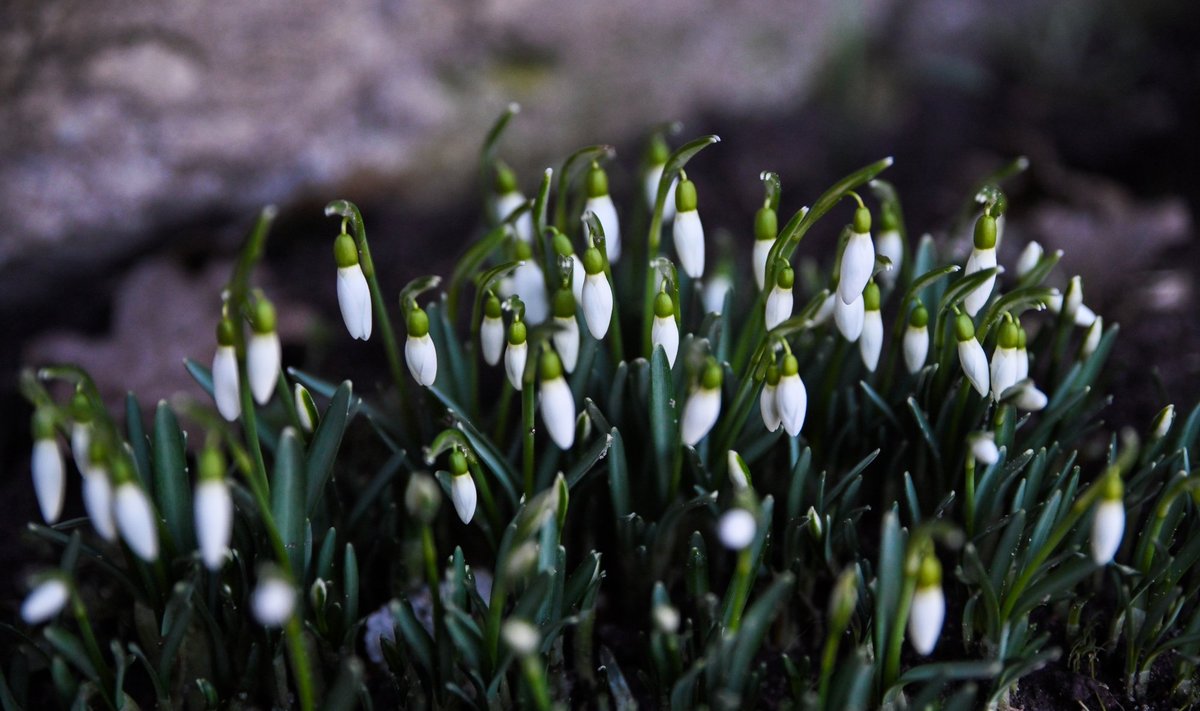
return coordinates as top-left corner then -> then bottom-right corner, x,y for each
271,429 -> 306,575
305,381 -> 352,514
726,573 -> 795,692
152,401 -> 192,553
184,359 -> 214,399
321,658 -> 364,711
649,346 -> 677,500
43,627 -> 97,681
125,393 -> 153,493
608,429 -> 631,519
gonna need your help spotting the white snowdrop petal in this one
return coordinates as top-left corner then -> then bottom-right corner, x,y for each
903,325 -> 929,374
114,483 -> 159,562
727,450 -> 750,490
71,422 -> 92,473
450,473 -> 478,525
760,384 -> 781,432
247,332 -> 281,405
876,229 -> 903,280
958,338 -> 990,397
673,209 -> 706,278
908,586 -> 945,655
1014,348 -> 1029,383
1075,303 -> 1097,328
703,274 -> 732,315
253,576 -> 296,626
681,388 -> 721,446
810,293 -> 836,327
765,286 -> 793,331
1083,316 -> 1102,357
82,472 -> 117,542
552,317 -> 580,373
963,247 -> 997,316
510,262 -> 548,324
337,264 -> 372,340
834,295 -> 865,342
718,509 -> 757,550
496,192 -> 533,243
481,316 -> 505,366
502,619 -> 541,656
1016,241 -> 1043,277
645,166 -> 677,222
1091,499 -> 1125,564
1065,276 -> 1083,317
989,347 -> 1019,402
585,195 -> 621,262
32,438 -> 66,524
860,310 -> 884,372
212,345 -> 241,421
405,334 -> 438,386
752,240 -> 774,291
777,374 -> 808,437
582,274 -> 613,339
505,342 -> 528,391
195,480 -> 233,571
1014,382 -> 1048,411
21,579 -> 70,625
838,232 -> 874,304
970,433 -> 999,465
652,315 -> 680,367
540,377 -> 576,450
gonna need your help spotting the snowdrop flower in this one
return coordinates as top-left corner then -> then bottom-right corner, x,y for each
644,134 -> 677,222
1151,404 -> 1175,441
212,319 -> 241,421
681,360 -> 723,446
860,282 -> 883,372
903,304 -> 930,374
112,459 -> 159,562
969,432 -> 999,466
405,306 -> 438,386
448,448 -> 477,525
493,163 -> 533,243
1014,326 -> 1030,382
584,162 -> 621,262
956,313 -> 990,397
569,254 -> 585,304
247,299 -> 281,405
651,291 -> 680,367
759,362 -> 781,433
1012,381 -> 1048,411
1047,280 -> 1097,327
838,204 -> 874,304
253,571 -> 296,627
752,203 -> 778,291
551,288 -> 580,373
834,290 -> 865,342
194,445 -> 233,571
82,446 -> 117,542
727,450 -> 752,490
718,508 -> 757,550
505,240 -> 548,324
539,350 -> 576,450
764,262 -> 794,331
31,409 -> 65,524
809,292 -> 836,327
294,384 -> 317,433
1015,240 -> 1043,278
334,230 -> 372,340
653,604 -> 681,635
580,247 -> 613,339
480,293 -> 506,366
1091,474 -> 1125,565
505,318 -> 528,391
672,175 -> 705,278
21,576 -> 71,625
502,619 -> 541,657
777,353 -> 808,437
963,212 -> 998,317
908,554 -> 945,655
990,319 -> 1021,401
702,270 -> 733,315
875,205 -> 903,284
1082,316 -> 1103,358
70,391 -> 93,472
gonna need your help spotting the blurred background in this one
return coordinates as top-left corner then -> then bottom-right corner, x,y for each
1,0 -> 1197,585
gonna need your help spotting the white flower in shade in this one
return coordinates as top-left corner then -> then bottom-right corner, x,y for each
481,314 -> 505,366
1013,382 -> 1048,411
71,421 -> 92,473
493,163 -> 533,243
764,263 -> 794,331
753,240 -> 774,292
759,364 -> 781,432
1065,275 -> 1083,317
681,361 -> 723,446
31,411 -> 65,524
506,260 -> 548,324
963,213 -> 998,317
1014,327 -> 1029,382
1015,240 -> 1043,278
645,165 -> 679,222
1082,316 -> 1102,358
838,206 -> 875,304
718,508 -> 757,550
114,480 -> 159,562
21,578 -> 70,625
82,469 -> 117,542
1091,476 -> 1125,565
653,604 -> 681,634
253,573 -> 296,627
776,354 -> 808,437
908,555 -> 945,656
990,320 -> 1021,401
581,249 -> 612,339
212,328 -> 241,422
550,286 -> 580,373
405,307 -> 437,386
195,479 -> 232,570
860,283 -> 883,372
539,351 -> 576,450
505,321 -> 528,391
247,299 -> 281,406
502,619 -> 541,656
450,473 -> 477,525
752,204 -> 778,291
809,292 -> 836,327
876,229 -> 903,284
1151,405 -> 1175,440
903,305 -> 930,374
1046,288 -> 1097,327
969,432 -> 999,466
584,164 -> 621,262
651,291 -> 680,367
834,293 -> 865,342
672,177 -> 705,278
703,272 -> 733,315
955,313 -> 990,397
727,450 -> 751,490
334,232 -> 372,341
293,384 -> 317,433
569,254 -> 585,304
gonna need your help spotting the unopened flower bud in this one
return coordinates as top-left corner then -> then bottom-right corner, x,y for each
651,291 -> 679,367
1015,240 -> 1043,278
505,318 -> 528,390
727,450 -> 751,490
969,432 -> 999,466
765,263 -> 794,331
834,293 -> 865,342
334,232 -> 372,341
540,350 -> 576,450
252,571 -> 296,627
681,360 -> 723,446
1151,404 -> 1175,441
956,314 -> 990,397
294,383 -> 318,433
860,282 -> 883,372
963,213 -> 998,316
212,319 -> 241,421
752,205 -> 778,291
672,177 -> 705,278
777,354 -> 807,437
112,462 -> 159,562
584,163 -> 621,261
990,319 -> 1020,401
405,307 -> 438,386
502,618 -> 541,657
760,363 -> 781,432
838,207 -> 874,304
551,288 -> 580,373
908,554 -> 945,655
31,409 -> 65,524
405,473 -> 442,524
247,299 -> 281,405
903,304 -> 929,373
21,577 -> 70,625
481,293 -> 505,366
718,508 -> 757,550
195,445 -> 232,571
1091,475 -> 1125,565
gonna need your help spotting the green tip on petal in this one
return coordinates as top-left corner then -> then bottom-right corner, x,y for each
973,214 -> 997,250
1017,327 -> 1028,349
754,206 -> 777,241
552,229 -> 573,257
909,304 -> 929,328
998,320 -> 1019,349
553,288 -> 576,318
700,359 -> 723,390
775,263 -> 794,289
216,318 -> 237,347
513,239 -> 533,260
654,291 -> 675,318
1102,472 -> 1124,501
199,446 -> 225,482
582,247 -> 604,275
864,281 -> 881,310
449,448 -> 469,476
509,320 -> 527,345
71,390 -> 92,422
916,554 -> 942,588
646,134 -> 670,166
494,162 -> 518,194
334,233 -> 359,268
32,408 -> 56,440
782,353 -> 799,377
407,308 -> 430,338
853,206 -> 872,234
484,293 -> 502,318
541,350 -> 564,381
676,178 -> 698,213
955,313 -> 976,342
586,163 -> 609,198
252,299 -> 277,335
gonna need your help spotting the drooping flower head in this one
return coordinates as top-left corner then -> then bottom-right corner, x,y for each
765,260 -> 794,331
334,229 -> 371,341
990,317 -> 1021,401
405,305 -> 438,386
584,162 -> 621,262
776,352 -> 808,437
31,407 -> 65,524
963,212 -> 998,317
903,303 -> 930,374
505,310 -> 528,391
551,286 -> 580,374
908,553 -> 945,655
651,288 -> 679,367
195,443 -> 233,571
111,457 -> 159,562
681,359 -> 723,446
493,162 -> 533,243
212,318 -> 241,422
838,201 -> 874,304
480,291 -> 505,366
1091,472 -> 1125,565
247,297 -> 281,405
860,281 -> 883,372
759,361 -> 781,433
672,173 -> 705,279
875,202 -> 903,284
539,348 -> 576,450
644,133 -> 677,222
580,246 -> 612,339
448,447 -> 477,525
752,201 -> 778,291
956,312 -> 990,397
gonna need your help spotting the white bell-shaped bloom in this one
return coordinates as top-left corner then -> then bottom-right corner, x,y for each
195,479 -> 233,570
582,273 -> 613,339
502,619 -> 541,657
495,191 -> 534,243
1152,405 -> 1175,440
652,315 -> 679,367
834,294 -> 865,342
718,508 -> 757,550
703,273 -> 733,315
876,229 -> 903,283
114,482 -> 159,562
405,334 -> 438,386
903,324 -> 929,374
963,246 -> 998,317
507,261 -> 548,324
71,421 -> 92,473
764,284 -> 793,331
1046,292 -> 1097,327
569,255 -> 585,304
505,340 -> 528,391
585,195 -> 621,263
809,293 -> 836,327
752,240 -> 774,292
909,584 -> 945,656
450,472 -> 477,524
82,470 -> 117,542
776,370 -> 808,437
681,365 -> 722,447
861,309 -> 883,372
1091,498 -> 1125,565
212,344 -> 241,421
32,437 -> 66,524
673,209 -> 705,279
645,164 -> 678,222
21,578 -> 70,625
552,316 -> 580,373
1013,382 -> 1048,411
253,574 -> 296,626
336,265 -> 372,341
1015,241 -> 1043,278
728,450 -> 751,490
760,366 -> 781,432
838,230 -> 874,305
990,348 -> 1019,402
1083,316 -> 1103,358
540,370 -> 576,450
294,384 -> 316,433
481,315 -> 505,366
1014,329 -> 1030,382
958,338 -> 990,397
970,432 -> 999,466
247,331 -> 281,405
